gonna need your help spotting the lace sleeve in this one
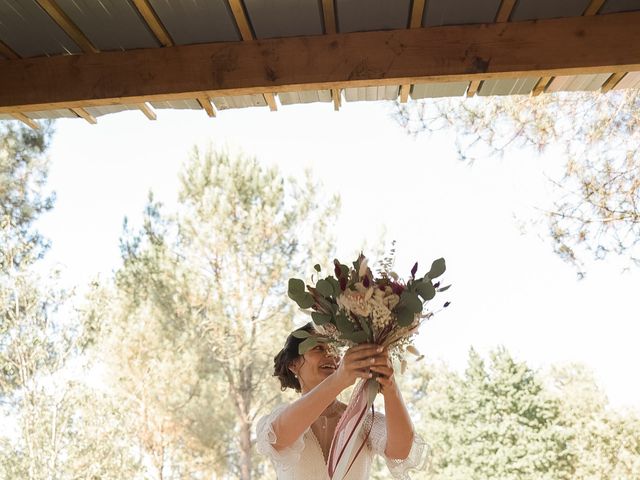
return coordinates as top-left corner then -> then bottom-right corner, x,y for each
255,404 -> 308,470
365,411 -> 430,479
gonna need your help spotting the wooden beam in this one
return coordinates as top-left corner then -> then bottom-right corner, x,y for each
332,88 -> 341,111
601,72 -> 627,93
495,0 -> 517,23
131,0 -> 173,47
584,0 -> 607,16
466,80 -> 482,97
228,0 -> 254,41
137,103 -> 156,120
399,0 -> 427,101
0,40 -> 19,59
264,93 -> 277,111
2,12 -> 640,113
12,113 -> 39,130
35,0 -> 98,53
531,76 -> 553,96
71,107 -> 97,124
197,96 -> 216,117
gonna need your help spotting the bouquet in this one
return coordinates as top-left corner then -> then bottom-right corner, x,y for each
287,252 -> 450,479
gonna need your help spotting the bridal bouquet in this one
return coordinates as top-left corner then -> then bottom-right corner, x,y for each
287,252 -> 450,479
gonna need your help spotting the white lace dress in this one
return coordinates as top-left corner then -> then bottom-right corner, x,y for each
256,404 -> 428,480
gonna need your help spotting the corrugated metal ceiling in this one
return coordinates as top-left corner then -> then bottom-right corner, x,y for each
245,0 -> 324,39
422,0 -> 500,26
336,0 -> 411,33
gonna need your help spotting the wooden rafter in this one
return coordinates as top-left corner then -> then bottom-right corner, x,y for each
131,0 -> 173,47
35,0 -> 98,53
466,81 -> 482,97
531,76 -> 553,96
584,0 -> 607,16
601,72 -> 627,93
227,0 -> 277,110
12,113 -> 39,130
197,96 -> 216,117
71,107 -> 97,124
2,12 -> 640,114
228,0 -> 254,41
321,0 -> 341,109
0,40 -> 19,59
399,0 -> 426,103
137,103 -> 157,120
495,0 -> 517,22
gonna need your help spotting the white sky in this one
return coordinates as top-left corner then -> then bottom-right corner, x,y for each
37,100 -> 640,409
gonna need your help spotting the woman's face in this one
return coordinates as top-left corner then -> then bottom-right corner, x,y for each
292,343 -> 339,393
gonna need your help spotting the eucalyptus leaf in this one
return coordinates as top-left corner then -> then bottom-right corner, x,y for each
415,281 -> 436,301
396,307 -> 415,327
438,284 -> 451,292
341,330 -> 369,343
311,311 -> 332,326
298,337 -> 318,355
400,291 -> 423,313
358,317 -> 372,341
314,264 -> 321,272
326,277 -> 340,297
297,292 -> 315,309
316,279 -> 333,297
288,278 -> 305,295
291,330 -> 311,339
427,258 -> 446,279
336,312 -> 354,334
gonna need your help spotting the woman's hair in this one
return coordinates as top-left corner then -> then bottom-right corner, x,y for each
273,322 -> 314,392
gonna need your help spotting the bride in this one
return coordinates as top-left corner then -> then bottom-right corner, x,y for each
257,323 -> 427,479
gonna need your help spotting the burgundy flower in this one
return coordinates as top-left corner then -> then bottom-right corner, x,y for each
363,275 -> 370,288
339,277 -> 347,291
390,282 -> 405,295
410,262 -> 418,279
334,259 -> 342,278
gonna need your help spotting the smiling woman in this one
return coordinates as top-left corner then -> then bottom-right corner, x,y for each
257,323 -> 428,480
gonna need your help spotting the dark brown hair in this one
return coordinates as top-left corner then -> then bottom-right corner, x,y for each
273,322 -> 314,392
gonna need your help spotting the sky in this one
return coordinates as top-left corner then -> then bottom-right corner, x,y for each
36,99 -> 640,409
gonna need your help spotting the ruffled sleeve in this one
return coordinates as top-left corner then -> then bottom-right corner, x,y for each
365,411 -> 430,479
255,404 -> 308,470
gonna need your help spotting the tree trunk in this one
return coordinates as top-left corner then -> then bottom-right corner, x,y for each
239,419 -> 252,480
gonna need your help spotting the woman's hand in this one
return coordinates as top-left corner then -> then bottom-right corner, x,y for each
333,343 -> 384,390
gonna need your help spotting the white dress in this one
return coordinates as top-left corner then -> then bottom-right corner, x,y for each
256,404 -> 428,480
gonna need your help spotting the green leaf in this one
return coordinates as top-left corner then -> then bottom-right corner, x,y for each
415,280 -> 436,301
399,291 -> 423,313
336,312 -> 354,334
298,338 -> 318,355
427,258 -> 446,279
341,330 -> 369,343
316,279 -> 333,297
296,292 -> 315,309
291,330 -> 310,339
314,264 -> 321,272
358,317 -> 372,341
396,308 -> 415,327
311,312 -> 332,326
438,284 -> 451,292
288,278 -> 305,296
326,277 -> 341,297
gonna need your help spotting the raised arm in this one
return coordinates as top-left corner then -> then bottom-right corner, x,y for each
271,344 -> 383,451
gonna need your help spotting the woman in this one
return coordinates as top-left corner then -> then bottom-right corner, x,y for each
257,323 -> 427,479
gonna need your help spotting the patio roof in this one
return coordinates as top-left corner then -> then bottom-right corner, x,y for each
0,0 -> 639,128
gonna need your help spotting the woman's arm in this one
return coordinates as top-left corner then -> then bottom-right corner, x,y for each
371,351 -> 414,460
271,344 -> 383,451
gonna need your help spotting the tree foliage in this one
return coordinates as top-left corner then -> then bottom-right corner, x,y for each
396,89 -> 640,276
90,148 -> 339,479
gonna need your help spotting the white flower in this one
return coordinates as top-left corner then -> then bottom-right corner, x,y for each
358,257 -> 369,278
